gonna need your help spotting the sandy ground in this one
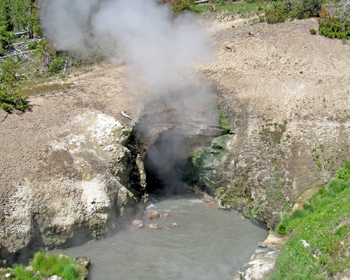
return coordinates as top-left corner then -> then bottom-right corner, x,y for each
1,15 -> 350,218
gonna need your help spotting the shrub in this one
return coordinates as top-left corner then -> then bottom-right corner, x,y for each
47,56 -> 67,76
165,0 -> 197,13
0,88 -> 29,113
310,28 -> 317,34
276,221 -> 288,235
0,57 -> 21,87
265,2 -> 286,24
318,0 -> 350,39
287,0 -> 325,19
0,25 -> 14,56
172,0 -> 198,13
264,0 -> 326,24
0,102 -> 12,112
336,161 -> 350,181
28,41 -> 38,50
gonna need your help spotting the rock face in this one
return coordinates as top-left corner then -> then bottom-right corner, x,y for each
0,113 -> 146,264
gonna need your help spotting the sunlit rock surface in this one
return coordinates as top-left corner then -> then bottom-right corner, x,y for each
0,113 -> 145,263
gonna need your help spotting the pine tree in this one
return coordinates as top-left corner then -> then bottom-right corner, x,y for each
0,0 -> 14,32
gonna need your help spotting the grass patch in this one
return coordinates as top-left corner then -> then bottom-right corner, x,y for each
190,2 -> 268,16
215,2 -> 267,15
270,161 -> 350,279
4,251 -> 88,280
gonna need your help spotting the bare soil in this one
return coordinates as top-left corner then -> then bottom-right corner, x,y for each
1,15 -> 350,220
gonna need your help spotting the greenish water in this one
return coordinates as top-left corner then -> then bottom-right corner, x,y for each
56,196 -> 267,280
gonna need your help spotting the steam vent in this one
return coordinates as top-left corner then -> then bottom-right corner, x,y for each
132,86 -> 225,194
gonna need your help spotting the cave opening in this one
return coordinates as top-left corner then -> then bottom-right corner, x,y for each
143,130 -> 196,196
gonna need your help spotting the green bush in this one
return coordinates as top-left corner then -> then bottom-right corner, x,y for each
47,57 -> 66,75
172,0 -> 198,13
0,89 -> 29,113
264,0 -> 327,24
287,0 -> 325,19
309,28 -> 317,34
0,25 -> 14,56
28,41 -> 38,50
318,1 -> 350,39
276,221 -> 288,235
265,2 -> 286,24
0,57 -> 21,86
336,161 -> 350,180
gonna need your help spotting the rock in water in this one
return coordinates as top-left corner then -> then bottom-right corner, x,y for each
160,213 -> 169,218
148,224 -> 163,229
148,211 -> 159,219
74,256 -> 91,269
132,219 -> 144,228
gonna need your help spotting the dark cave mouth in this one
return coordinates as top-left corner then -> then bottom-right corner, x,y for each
143,130 -> 197,196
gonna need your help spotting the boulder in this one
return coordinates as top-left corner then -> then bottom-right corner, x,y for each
148,224 -> 163,229
160,213 -> 169,218
148,211 -> 159,219
131,220 -> 144,228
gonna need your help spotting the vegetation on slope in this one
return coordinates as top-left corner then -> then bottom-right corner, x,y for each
268,161 -> 350,279
168,0 -> 349,40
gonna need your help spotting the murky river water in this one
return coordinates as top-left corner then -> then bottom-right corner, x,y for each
55,196 -> 267,280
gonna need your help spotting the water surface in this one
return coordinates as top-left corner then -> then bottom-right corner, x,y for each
56,196 -> 267,280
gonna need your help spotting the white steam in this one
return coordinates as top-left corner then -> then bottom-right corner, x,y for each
41,0 -> 214,91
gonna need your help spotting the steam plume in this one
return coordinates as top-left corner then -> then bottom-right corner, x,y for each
41,0 -> 219,195
41,0 -> 214,92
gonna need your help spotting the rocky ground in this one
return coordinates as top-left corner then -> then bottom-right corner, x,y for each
1,11 -> 350,273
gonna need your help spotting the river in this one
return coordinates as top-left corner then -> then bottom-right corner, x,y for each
55,196 -> 267,280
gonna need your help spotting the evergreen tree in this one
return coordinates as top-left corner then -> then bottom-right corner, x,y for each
11,0 -> 41,38
0,0 -> 14,31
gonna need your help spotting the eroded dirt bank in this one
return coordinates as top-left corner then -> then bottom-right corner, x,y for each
1,15 -> 350,264
196,16 -> 350,227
